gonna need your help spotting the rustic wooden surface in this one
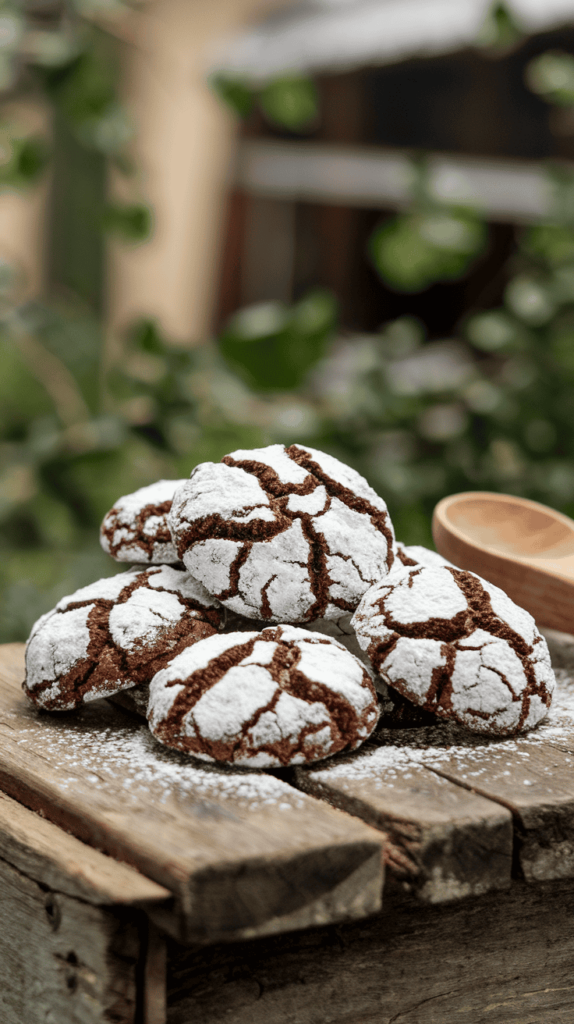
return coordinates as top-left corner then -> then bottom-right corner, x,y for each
424,737 -> 574,883
165,879 -> 574,1024
0,789 -> 170,907
0,852 -> 141,1024
0,644 -> 385,944
296,756 -> 513,901
4,636 -> 574,1022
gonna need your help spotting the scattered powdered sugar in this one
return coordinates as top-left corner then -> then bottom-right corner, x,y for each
10,709 -> 305,810
305,667 -> 574,788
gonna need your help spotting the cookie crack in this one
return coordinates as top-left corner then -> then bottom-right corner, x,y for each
286,444 -> 395,570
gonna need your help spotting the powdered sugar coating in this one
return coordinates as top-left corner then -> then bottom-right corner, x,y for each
25,566 -> 222,711
396,542 -> 455,570
148,625 -> 380,767
351,564 -> 555,736
100,479 -> 186,563
169,443 -> 395,623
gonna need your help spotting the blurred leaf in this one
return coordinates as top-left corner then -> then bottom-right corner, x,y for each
525,224 -> 574,266
505,275 -> 555,325
526,50 -> 574,106
551,326 -> 574,373
466,310 -> 522,351
259,75 -> 318,131
370,209 -> 486,292
218,289 -> 337,391
0,134 -> 51,187
210,73 -> 254,118
477,2 -> 522,53
102,202 -> 152,242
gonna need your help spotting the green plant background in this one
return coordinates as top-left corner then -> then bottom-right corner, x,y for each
2,1 -> 574,642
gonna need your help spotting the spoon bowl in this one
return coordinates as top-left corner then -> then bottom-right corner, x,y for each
432,491 -> 574,632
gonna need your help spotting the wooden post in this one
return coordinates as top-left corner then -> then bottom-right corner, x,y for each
106,0 -> 288,349
0,99 -> 50,303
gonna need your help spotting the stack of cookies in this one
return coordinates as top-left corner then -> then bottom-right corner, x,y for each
24,443 -> 555,768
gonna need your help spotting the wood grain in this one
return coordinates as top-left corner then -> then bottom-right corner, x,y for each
0,644 -> 384,944
0,790 -> 170,907
432,491 -> 574,633
423,736 -> 574,883
295,754 -> 513,902
165,879 -> 574,1024
0,853 -> 141,1024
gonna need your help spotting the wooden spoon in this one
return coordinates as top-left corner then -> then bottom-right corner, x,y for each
432,491 -> 574,632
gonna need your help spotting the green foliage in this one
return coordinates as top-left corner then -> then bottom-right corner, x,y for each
210,74 -> 254,119
0,303 -> 269,642
218,289 -> 337,391
210,71 -> 318,132
526,51 -> 574,106
102,202 -> 152,242
476,2 -> 522,53
370,207 -> 487,292
0,133 -> 50,187
259,75 -> 319,131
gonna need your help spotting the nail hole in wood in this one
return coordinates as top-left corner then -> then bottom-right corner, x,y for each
44,893 -> 61,932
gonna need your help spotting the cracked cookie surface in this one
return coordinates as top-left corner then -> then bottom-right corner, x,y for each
396,542 -> 454,570
24,566 -> 222,711
147,625 -> 380,767
168,443 -> 395,623
351,564 -> 555,736
100,479 -> 186,563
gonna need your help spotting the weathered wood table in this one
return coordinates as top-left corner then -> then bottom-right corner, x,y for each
2,635 -> 574,1023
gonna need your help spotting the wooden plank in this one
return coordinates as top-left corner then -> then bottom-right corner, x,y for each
295,746 -> 512,903
0,853 -> 141,1024
0,644 -> 384,944
0,790 -> 170,908
165,879 -> 574,1024
297,657 -> 574,890
420,734 -> 574,884
236,140 -> 555,223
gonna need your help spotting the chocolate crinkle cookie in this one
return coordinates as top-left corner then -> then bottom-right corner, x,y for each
352,564 -> 555,736
100,479 -> 186,564
147,625 -> 380,767
168,443 -> 396,624
24,566 -> 222,711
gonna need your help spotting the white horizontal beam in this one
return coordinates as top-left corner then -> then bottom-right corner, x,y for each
236,140 -> 559,222
217,0 -> 574,81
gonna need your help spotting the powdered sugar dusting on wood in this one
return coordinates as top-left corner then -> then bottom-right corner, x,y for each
7,706 -> 306,810
306,668 -> 574,786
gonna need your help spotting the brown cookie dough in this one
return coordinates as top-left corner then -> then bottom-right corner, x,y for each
147,625 -> 380,767
100,479 -> 186,564
168,443 -> 395,623
352,564 -> 555,736
24,566 -> 222,711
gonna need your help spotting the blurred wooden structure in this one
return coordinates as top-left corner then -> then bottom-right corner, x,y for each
214,0 -> 574,336
5,0 -> 574,344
